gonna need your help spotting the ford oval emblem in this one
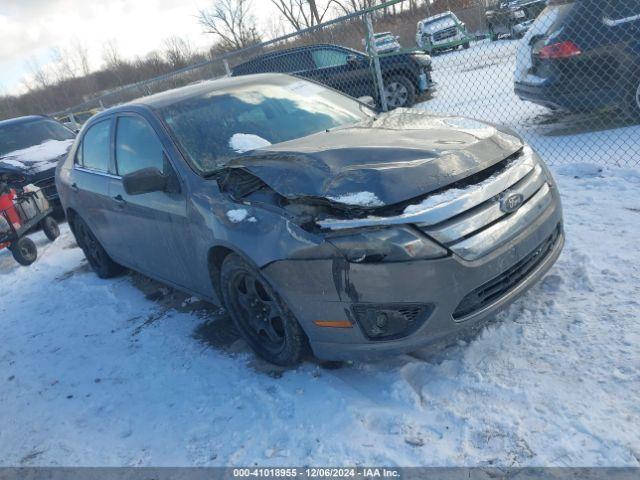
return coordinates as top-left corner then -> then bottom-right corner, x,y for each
500,193 -> 524,213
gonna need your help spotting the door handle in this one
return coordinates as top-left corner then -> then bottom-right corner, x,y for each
113,195 -> 127,208
71,183 -> 79,193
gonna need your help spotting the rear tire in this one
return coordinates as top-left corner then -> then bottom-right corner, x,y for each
220,253 -> 307,366
10,237 -> 37,266
383,74 -> 417,109
72,216 -> 124,278
463,42 -> 471,49
41,216 -> 60,241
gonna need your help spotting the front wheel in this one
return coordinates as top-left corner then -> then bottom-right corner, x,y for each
463,42 -> 471,49
10,237 -> 38,266
383,75 -> 417,109
220,253 -> 307,366
72,216 -> 124,278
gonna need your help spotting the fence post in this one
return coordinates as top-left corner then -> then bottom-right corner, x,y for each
364,12 -> 388,112
223,59 -> 231,77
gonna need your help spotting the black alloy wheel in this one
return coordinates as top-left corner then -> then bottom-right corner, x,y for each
220,253 -> 307,366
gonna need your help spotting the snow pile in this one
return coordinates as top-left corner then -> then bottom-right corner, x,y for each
0,139 -> 74,172
226,209 -> 257,223
327,191 -> 384,207
1,164 -> 639,467
229,133 -> 272,153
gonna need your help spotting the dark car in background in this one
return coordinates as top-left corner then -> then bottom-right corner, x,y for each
232,44 -> 434,109
486,0 -> 548,40
0,115 -> 75,205
56,74 -> 563,366
515,0 -> 640,118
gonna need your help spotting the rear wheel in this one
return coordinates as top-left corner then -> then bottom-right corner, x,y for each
41,216 -> 60,241
220,253 -> 307,366
383,75 -> 416,109
72,216 -> 124,278
463,42 -> 471,49
10,237 -> 37,266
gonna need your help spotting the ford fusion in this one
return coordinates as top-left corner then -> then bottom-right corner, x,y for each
56,74 -> 564,365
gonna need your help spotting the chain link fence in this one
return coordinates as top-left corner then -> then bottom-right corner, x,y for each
55,0 -> 640,167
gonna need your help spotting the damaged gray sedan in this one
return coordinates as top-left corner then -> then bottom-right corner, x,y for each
56,73 -> 564,365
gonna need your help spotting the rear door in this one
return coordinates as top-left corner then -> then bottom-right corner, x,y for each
69,118 -> 117,250
107,113 -> 193,288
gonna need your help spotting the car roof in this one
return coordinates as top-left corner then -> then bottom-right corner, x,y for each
0,115 -> 48,127
95,73 -> 303,114
234,43 -> 359,65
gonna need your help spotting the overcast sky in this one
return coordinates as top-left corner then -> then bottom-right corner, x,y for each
0,0 -> 274,95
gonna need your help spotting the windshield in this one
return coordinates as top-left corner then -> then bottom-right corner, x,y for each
160,79 -> 372,175
0,118 -> 75,157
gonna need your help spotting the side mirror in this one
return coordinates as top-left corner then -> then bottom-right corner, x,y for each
122,168 -> 168,195
358,96 -> 376,108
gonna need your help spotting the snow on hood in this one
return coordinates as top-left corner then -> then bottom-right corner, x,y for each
326,191 -> 384,207
0,139 -> 74,173
229,133 -> 272,153
226,109 -> 524,208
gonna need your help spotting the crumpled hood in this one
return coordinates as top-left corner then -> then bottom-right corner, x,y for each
227,109 -> 524,207
0,139 -> 74,175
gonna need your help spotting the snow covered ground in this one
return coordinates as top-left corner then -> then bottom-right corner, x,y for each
1,39 -> 639,467
1,163 -> 639,467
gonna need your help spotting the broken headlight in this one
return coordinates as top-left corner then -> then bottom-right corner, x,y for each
327,226 -> 447,263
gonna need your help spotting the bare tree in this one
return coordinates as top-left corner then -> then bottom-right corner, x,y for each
163,36 -> 195,69
102,39 -> 123,70
198,0 -> 261,50
270,0 -> 333,30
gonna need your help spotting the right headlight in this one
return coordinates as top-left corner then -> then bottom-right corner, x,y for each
327,226 -> 447,263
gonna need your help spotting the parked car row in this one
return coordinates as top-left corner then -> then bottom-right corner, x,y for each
231,43 -> 435,109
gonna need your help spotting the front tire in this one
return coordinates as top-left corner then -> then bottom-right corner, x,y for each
383,75 -> 417,109
10,237 -> 37,266
72,216 -> 124,278
220,253 -> 307,366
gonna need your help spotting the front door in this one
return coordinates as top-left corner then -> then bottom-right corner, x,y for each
107,113 -> 193,289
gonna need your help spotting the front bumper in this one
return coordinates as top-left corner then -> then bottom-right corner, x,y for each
263,194 -> 564,361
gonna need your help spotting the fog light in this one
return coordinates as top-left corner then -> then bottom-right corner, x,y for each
352,304 -> 433,340
375,313 -> 388,329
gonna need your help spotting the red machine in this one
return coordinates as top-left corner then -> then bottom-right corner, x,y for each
0,183 -> 59,266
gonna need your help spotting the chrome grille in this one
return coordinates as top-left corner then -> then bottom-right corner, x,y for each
433,27 -> 457,42
418,159 -> 551,260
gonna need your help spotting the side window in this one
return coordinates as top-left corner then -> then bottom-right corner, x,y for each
80,120 -> 111,172
605,0 -> 640,21
312,49 -> 350,69
115,116 -> 165,176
